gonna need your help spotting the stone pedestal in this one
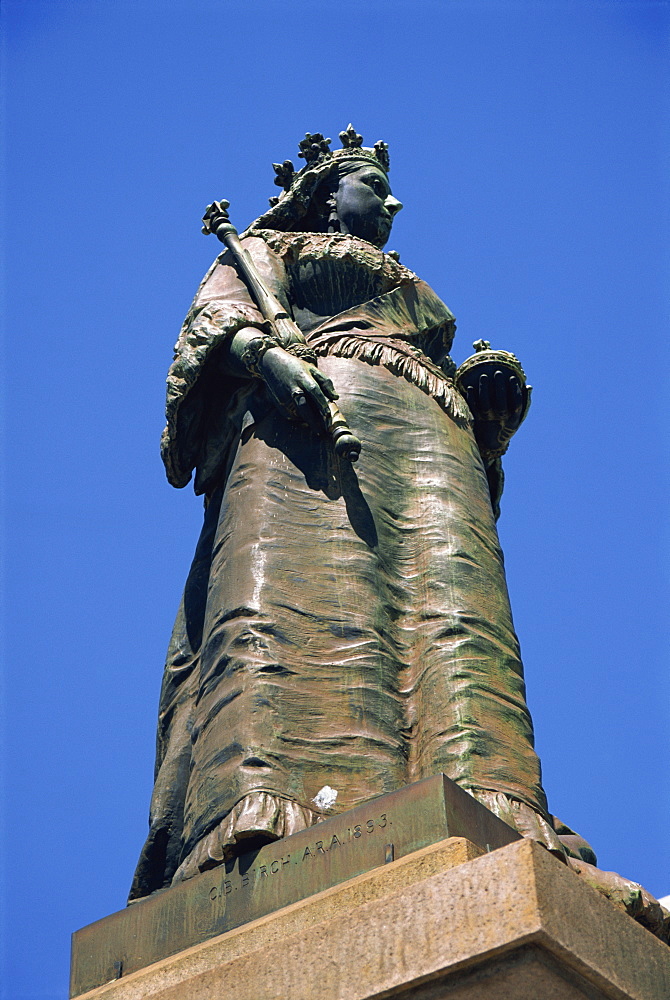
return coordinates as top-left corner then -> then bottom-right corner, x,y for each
71,775 -> 520,994
72,837 -> 669,1000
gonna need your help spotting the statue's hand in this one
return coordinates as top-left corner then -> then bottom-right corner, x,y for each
259,347 -> 339,432
465,370 -> 526,456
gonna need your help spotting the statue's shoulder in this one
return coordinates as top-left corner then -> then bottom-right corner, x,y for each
247,229 -> 413,282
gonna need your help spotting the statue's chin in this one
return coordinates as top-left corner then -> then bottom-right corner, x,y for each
375,218 -> 393,249
364,225 -> 393,250
339,216 -> 393,249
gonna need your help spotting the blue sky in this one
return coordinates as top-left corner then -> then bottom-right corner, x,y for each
3,1 -> 669,997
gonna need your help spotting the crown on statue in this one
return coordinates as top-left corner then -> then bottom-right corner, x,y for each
271,124 -> 390,197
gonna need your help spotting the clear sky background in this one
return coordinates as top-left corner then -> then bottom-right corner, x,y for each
2,1 -> 669,997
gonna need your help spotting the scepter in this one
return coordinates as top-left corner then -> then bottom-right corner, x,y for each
201,200 -> 361,463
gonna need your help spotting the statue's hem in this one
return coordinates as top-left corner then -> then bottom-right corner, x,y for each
174,791 -> 325,883
175,783 -> 565,886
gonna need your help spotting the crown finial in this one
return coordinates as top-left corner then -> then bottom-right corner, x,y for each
272,159 -> 295,191
297,132 -> 332,164
266,128 -> 391,198
373,140 -> 390,172
339,124 -> 364,149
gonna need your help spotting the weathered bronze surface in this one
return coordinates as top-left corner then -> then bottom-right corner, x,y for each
71,775 -> 518,997
130,126 -> 555,907
123,126 -> 668,944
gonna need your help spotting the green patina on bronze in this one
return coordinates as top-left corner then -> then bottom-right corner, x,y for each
130,127 -> 555,904
126,128 -> 669,946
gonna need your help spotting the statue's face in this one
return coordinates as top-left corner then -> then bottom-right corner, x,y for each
334,164 -> 403,248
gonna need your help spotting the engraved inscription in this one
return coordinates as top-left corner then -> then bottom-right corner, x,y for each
208,812 -> 391,901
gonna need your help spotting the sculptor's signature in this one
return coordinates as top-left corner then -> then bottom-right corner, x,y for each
208,812 -> 390,901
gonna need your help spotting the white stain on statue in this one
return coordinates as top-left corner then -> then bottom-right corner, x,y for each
312,786 -> 338,810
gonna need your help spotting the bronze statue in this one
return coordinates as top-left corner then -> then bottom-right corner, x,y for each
129,127 -> 668,941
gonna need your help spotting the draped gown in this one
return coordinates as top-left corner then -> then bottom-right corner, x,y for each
129,230 -> 563,900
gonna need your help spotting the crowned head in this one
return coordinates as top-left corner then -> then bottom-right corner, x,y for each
246,125 -> 402,249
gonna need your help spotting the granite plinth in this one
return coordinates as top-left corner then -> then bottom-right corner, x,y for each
72,837 -> 670,1000
71,774 -> 519,995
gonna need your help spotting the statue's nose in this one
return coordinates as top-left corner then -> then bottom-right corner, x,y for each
385,195 -> 403,217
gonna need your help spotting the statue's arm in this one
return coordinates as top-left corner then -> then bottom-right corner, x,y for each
220,327 -> 338,433
163,240 -> 340,491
